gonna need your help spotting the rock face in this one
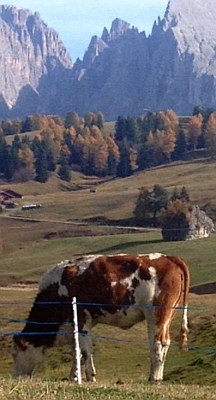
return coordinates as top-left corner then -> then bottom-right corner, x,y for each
186,205 -> 214,240
72,0 -> 216,119
0,5 -> 72,118
2,1 -> 216,120
161,205 -> 214,242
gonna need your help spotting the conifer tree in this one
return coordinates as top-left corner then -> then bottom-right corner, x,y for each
58,156 -> 71,182
35,148 -> 49,183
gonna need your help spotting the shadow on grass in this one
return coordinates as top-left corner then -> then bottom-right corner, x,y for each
81,239 -> 163,255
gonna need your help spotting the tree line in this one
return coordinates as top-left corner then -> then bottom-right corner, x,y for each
0,106 -> 216,183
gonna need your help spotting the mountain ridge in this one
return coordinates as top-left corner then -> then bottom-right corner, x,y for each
1,1 -> 216,120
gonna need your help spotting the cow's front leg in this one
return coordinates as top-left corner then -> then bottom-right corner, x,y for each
70,333 -> 96,382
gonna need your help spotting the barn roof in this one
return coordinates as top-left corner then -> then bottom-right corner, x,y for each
0,189 -> 23,198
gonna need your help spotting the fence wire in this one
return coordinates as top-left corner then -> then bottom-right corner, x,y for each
1,299 -> 216,355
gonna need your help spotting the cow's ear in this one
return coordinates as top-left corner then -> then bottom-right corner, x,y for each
14,336 -> 28,351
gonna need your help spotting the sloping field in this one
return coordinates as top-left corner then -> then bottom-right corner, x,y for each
1,159 -> 216,224
0,160 -> 216,396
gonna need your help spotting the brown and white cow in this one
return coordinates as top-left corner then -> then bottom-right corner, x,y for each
12,253 -> 190,383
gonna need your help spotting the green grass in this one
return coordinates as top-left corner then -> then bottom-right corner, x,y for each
1,161 -> 216,396
0,231 -> 216,389
2,159 -> 216,223
0,230 -> 215,285
1,379 -> 216,400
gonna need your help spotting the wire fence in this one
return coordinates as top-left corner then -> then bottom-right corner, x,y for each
1,299 -> 216,356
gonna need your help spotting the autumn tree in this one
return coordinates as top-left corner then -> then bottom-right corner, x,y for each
96,112 -> 104,129
204,112 -> 216,157
106,136 -> 120,175
72,133 -> 85,166
64,111 -> 81,130
160,199 -> 191,241
146,128 -> 176,164
90,126 -> 109,175
129,147 -> 138,173
1,119 -> 14,135
163,110 -> 179,131
84,112 -> 96,128
22,114 -> 47,132
187,114 -> 203,150
1,118 -> 22,135
14,144 -> 36,182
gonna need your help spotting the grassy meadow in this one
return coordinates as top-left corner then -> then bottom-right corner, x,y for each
0,159 -> 216,398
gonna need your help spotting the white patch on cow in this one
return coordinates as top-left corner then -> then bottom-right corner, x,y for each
38,256 -> 103,294
119,273 -> 135,288
58,284 -> 68,297
96,304 -> 145,329
182,306 -> 188,332
148,253 -> 163,260
138,253 -> 164,260
38,260 -> 70,293
12,342 -> 44,377
76,255 -> 103,275
133,266 -> 160,306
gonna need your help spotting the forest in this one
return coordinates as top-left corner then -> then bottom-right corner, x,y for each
0,105 -> 215,183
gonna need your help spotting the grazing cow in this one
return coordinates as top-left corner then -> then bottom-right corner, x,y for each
12,253 -> 190,383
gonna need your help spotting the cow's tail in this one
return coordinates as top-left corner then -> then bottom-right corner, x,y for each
169,256 -> 190,351
178,257 -> 190,351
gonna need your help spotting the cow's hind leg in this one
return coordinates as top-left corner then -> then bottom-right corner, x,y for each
150,339 -> 170,382
80,333 -> 96,382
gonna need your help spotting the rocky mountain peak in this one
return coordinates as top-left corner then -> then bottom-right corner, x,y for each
82,35 -> 108,68
81,18 -> 131,69
110,18 -> 131,39
162,0 -> 216,74
0,4 -> 72,114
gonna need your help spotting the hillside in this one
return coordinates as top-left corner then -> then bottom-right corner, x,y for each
0,159 -> 216,394
1,158 -> 216,222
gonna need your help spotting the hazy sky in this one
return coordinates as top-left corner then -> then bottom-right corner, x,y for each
13,0 -> 169,61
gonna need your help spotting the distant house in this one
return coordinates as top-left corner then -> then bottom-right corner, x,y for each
0,189 -> 23,205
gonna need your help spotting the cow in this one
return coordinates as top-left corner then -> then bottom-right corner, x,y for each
12,253 -> 190,383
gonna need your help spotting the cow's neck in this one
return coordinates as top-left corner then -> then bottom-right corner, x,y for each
22,285 -> 72,348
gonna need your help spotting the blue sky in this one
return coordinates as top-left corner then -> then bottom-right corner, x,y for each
13,0 -> 169,61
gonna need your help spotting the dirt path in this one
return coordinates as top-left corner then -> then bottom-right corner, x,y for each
0,284 -> 38,291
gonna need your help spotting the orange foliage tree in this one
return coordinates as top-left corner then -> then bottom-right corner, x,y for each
188,114 -> 203,149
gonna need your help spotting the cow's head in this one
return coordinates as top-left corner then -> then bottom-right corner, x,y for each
12,336 -> 44,377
